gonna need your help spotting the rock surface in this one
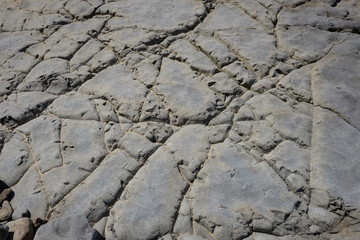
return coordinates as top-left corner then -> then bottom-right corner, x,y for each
0,0 -> 359,239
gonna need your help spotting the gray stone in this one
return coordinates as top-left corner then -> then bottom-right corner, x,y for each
169,39 -> 218,74
311,107 -> 360,207
118,132 -> 160,163
17,58 -> 69,92
105,125 -> 210,239
79,63 -> 148,121
247,120 -> 282,152
130,122 -> 173,143
134,59 -> 159,87
50,150 -> 140,224
139,92 -> 169,122
312,37 -> 360,130
0,100 -> 35,128
16,115 -> 62,174
98,0 -> 206,32
47,93 -> 99,121
154,58 -> 221,125
277,26 -> 346,63
277,64 -> 313,103
41,119 -> 107,206
104,122 -> 123,151
65,0 -> 95,19
264,140 -> 310,180
190,34 -> 237,67
94,99 -> 119,123
70,39 -> 104,71
189,141 -> 299,240
34,215 -> 103,240
0,133 -> 34,186
204,72 -> 243,96
87,49 -> 117,73
266,110 -> 312,147
0,31 -> 44,65
11,207 -> 30,220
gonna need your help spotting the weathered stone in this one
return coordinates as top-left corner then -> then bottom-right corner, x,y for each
169,39 -> 218,74
41,119 -> 107,206
0,133 -> 34,186
118,132 -> 160,163
0,188 -> 12,205
34,215 -> 103,240
98,0 -> 206,32
79,63 -> 148,121
189,141 -> 299,239
0,200 -> 13,221
106,125 -> 210,239
264,140 -> 310,180
47,92 -> 99,120
51,150 -> 140,223
16,115 -> 62,173
17,58 -> 69,92
130,122 -> 173,143
154,58 -> 221,125
87,49 -> 117,73
70,39 -> 104,71
6,218 -> 34,240
312,38 -> 360,130
311,107 -> 360,207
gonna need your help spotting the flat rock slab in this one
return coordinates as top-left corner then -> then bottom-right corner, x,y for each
0,0 -> 360,239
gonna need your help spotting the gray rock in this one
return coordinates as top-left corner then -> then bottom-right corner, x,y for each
189,141 -> 299,239
11,207 -> 30,220
134,59 -> 159,87
65,0 -> 95,19
47,92 -> 99,121
0,133 -> 34,186
0,31 -> 44,65
98,0 -> 206,32
94,99 -> 119,123
34,215 -> 103,240
277,25 -> 346,63
79,63 -> 148,121
204,72 -> 243,96
312,37 -> 360,130
130,122 -> 174,143
154,58 -> 221,125
266,110 -> 312,147
41,119 -> 107,206
70,39 -> 104,71
190,34 -> 237,67
139,92 -> 169,122
169,39 -> 218,74
87,49 -> 117,73
50,150 -> 140,224
118,132 -> 160,163
16,115 -> 62,173
311,107 -> 360,207
105,125 -> 210,239
10,165 -> 48,219
17,58 -> 69,92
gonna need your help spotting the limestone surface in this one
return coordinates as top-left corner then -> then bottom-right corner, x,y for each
0,0 -> 359,239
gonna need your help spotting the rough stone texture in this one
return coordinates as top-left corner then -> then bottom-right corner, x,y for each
33,215 -> 103,240
0,0 -> 359,239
